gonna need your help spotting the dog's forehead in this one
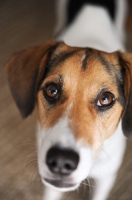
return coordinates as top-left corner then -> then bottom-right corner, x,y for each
45,45 -> 120,89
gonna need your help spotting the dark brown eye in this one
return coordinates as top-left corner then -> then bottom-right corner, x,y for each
97,92 -> 115,107
43,82 -> 61,104
45,84 -> 58,98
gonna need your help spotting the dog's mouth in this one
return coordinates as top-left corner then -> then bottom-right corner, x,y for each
43,178 -> 77,189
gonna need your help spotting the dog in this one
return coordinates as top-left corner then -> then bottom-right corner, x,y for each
5,0 -> 132,200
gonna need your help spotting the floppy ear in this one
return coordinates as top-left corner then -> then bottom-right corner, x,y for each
119,52 -> 132,139
5,41 -> 59,118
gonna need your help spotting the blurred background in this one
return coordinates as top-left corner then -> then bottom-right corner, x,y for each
0,0 -> 132,199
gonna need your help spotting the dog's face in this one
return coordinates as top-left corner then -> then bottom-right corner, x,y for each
37,44 -> 124,190
5,41 -> 132,191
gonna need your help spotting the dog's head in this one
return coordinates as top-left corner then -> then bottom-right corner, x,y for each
5,41 -> 132,191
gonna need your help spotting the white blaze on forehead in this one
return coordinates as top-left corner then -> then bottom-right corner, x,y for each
81,53 -> 86,62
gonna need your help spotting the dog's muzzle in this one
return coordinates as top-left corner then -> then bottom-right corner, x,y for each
44,145 -> 79,188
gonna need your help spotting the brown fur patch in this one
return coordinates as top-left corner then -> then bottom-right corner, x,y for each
5,40 -> 59,118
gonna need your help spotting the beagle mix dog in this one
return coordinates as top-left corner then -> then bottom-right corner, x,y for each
5,0 -> 132,200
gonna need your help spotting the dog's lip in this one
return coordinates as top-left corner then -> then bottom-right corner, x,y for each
44,178 -> 77,188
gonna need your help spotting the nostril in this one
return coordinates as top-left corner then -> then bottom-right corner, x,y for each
48,159 -> 57,168
47,158 -> 60,173
64,160 -> 76,171
46,146 -> 79,176
65,163 -> 73,170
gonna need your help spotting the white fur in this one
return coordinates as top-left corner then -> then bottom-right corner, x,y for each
55,0 -> 128,37
38,119 -> 126,200
115,0 -> 128,42
57,5 -> 124,52
55,0 -> 68,35
38,1 -> 127,200
43,186 -> 63,200
38,117 -> 93,192
90,122 -> 126,200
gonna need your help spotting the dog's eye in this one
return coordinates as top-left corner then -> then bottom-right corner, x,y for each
43,83 -> 61,104
97,92 -> 115,108
45,84 -> 58,98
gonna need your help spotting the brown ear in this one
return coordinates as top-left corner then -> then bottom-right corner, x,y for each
5,41 -> 59,118
119,52 -> 132,139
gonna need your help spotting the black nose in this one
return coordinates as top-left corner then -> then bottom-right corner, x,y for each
46,146 -> 79,176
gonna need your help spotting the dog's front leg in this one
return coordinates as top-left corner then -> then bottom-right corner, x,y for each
43,186 -> 63,200
92,174 -> 116,200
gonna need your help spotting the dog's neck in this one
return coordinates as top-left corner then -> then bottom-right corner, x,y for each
57,5 -> 124,52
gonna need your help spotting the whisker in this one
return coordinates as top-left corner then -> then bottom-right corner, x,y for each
82,179 -> 87,197
81,181 -> 95,187
20,151 -> 37,162
24,151 -> 37,169
24,160 -> 38,178
29,167 -> 38,184
62,192 -> 69,200
39,184 -> 44,196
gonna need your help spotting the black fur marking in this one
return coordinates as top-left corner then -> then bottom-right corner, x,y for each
40,42 -> 61,81
82,48 -> 93,70
118,55 -> 132,139
99,55 -> 112,75
114,67 -> 125,108
67,0 -> 116,26
99,54 -> 125,107
53,50 -> 78,67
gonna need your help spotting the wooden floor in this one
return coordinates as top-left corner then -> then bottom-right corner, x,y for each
0,0 -> 132,200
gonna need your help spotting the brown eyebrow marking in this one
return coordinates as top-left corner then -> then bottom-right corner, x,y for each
46,50 -> 78,72
82,48 -> 93,70
42,46 -> 79,80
